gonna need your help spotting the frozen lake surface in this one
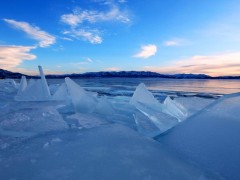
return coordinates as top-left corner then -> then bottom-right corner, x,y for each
0,77 -> 240,179
47,77 -> 240,94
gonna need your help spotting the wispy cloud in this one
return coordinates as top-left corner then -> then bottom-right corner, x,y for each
61,5 -> 130,26
0,45 -> 36,70
70,57 -> 94,66
60,1 -> 130,44
86,57 -> 93,62
144,52 -> 240,76
163,38 -> 189,47
3,19 -> 56,47
61,37 -> 73,41
63,29 -> 102,44
133,44 -> 157,59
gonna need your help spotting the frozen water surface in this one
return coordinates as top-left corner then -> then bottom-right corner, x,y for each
0,77 -> 240,179
0,124 -> 222,180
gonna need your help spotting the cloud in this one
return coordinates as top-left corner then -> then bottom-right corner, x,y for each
0,45 -> 36,69
133,44 -> 157,59
105,67 -> 121,71
61,5 -> 130,27
63,29 -> 102,44
3,19 -> 56,47
144,52 -> 240,76
86,57 -> 93,62
61,37 -> 73,41
70,57 -> 94,65
163,38 -> 188,47
60,1 -> 131,44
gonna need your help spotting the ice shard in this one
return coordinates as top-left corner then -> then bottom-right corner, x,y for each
130,83 -> 163,111
15,66 -> 52,101
94,96 -> 116,115
52,82 -> 69,101
134,112 -> 162,137
15,80 -> 49,101
174,96 -> 215,117
38,65 -> 51,98
135,102 -> 178,133
130,83 -> 178,133
9,79 -> 18,89
17,76 -> 27,95
65,77 -> 97,113
28,78 -> 36,88
163,96 -> 187,121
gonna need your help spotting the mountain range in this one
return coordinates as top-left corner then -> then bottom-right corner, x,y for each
1,69 -> 240,79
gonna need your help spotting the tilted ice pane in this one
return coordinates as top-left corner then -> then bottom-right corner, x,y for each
38,65 -> 51,97
135,101 -> 178,133
174,96 -> 215,117
130,83 -> 163,112
65,77 -> 97,113
15,80 -> 51,101
52,82 -> 69,101
28,79 -> 36,88
134,111 -> 162,137
17,76 -> 27,95
163,96 -> 188,121
94,96 -> 116,115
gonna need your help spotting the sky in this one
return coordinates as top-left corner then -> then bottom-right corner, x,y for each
1,0 -> 240,76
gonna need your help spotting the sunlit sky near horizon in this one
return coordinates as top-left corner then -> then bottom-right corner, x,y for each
1,0 -> 240,76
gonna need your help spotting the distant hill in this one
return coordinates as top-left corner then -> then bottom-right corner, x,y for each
0,69 -> 27,79
1,69 -> 240,79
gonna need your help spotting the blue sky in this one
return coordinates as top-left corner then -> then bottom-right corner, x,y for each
0,0 -> 240,76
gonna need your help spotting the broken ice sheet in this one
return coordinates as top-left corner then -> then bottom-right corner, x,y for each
66,113 -> 107,129
0,106 -> 67,137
